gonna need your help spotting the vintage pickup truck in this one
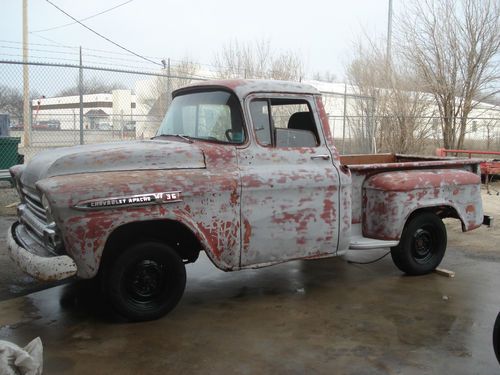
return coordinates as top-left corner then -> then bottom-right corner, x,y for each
7,80 -> 488,321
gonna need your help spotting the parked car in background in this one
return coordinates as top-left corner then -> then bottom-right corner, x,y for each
123,121 -> 136,131
96,122 -> 112,130
9,123 -> 24,131
33,120 -> 61,130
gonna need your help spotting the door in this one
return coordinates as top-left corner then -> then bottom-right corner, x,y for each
238,94 -> 341,267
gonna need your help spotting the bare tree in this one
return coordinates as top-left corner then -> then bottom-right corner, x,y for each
346,39 -> 434,154
397,0 -> 500,149
145,59 -> 200,119
136,59 -> 201,139
213,39 -> 304,81
0,85 -> 40,124
0,85 -> 23,120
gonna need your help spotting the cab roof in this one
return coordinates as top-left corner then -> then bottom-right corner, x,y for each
173,79 -> 320,99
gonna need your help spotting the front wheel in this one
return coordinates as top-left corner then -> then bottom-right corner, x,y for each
103,241 -> 186,321
391,212 -> 447,275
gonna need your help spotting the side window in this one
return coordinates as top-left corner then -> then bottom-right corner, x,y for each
271,103 -> 309,129
249,98 -> 320,147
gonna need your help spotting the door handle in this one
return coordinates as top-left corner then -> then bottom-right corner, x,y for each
311,154 -> 330,160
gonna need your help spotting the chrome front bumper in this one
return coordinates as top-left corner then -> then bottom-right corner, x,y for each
7,222 -> 77,281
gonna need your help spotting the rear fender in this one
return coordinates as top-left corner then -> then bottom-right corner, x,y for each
362,169 -> 483,240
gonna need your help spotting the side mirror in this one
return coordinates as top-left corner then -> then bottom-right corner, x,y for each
225,129 -> 244,143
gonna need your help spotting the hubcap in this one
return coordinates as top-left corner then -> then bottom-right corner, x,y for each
126,260 -> 167,302
411,228 -> 434,264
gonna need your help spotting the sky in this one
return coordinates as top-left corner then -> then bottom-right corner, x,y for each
1,0 -> 402,81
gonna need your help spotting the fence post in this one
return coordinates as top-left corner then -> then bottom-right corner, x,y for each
167,58 -> 171,109
22,0 -> 30,148
79,46 -> 84,145
120,110 -> 124,140
369,97 -> 376,153
342,83 -> 347,154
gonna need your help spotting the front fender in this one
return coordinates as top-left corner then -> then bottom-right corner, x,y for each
36,169 -> 241,278
362,169 -> 483,240
60,208 -> 237,278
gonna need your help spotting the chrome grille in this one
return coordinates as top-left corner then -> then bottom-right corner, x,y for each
16,185 -> 64,255
21,187 -> 48,224
17,186 -> 54,253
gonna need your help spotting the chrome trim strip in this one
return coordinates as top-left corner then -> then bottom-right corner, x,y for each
74,191 -> 182,210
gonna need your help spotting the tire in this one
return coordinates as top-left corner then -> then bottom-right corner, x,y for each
494,312 -> 500,364
103,241 -> 186,321
390,212 -> 447,275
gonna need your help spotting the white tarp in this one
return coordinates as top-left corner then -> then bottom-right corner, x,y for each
0,337 -> 43,375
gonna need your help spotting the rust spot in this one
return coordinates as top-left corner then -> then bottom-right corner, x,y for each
230,189 -> 239,206
320,199 -> 336,224
243,218 -> 252,252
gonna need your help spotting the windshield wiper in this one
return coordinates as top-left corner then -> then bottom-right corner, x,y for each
174,134 -> 194,143
152,134 -> 194,143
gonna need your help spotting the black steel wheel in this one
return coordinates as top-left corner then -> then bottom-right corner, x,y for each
103,241 -> 186,321
494,312 -> 500,365
391,212 -> 447,275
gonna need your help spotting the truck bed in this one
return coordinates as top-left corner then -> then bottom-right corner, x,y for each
340,153 -> 483,228
340,153 -> 482,171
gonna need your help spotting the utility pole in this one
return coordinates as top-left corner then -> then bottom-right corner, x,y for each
166,57 -> 171,108
79,46 -> 84,145
22,0 -> 30,147
386,0 -> 393,68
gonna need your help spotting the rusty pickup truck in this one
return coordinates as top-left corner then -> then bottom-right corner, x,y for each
6,80 -> 488,321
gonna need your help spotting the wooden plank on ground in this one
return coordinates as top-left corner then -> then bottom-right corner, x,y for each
434,268 -> 455,278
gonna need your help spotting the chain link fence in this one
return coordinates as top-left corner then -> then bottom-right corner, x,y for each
0,59 -> 204,168
326,114 -> 500,155
1,59 -> 499,175
321,89 -> 500,155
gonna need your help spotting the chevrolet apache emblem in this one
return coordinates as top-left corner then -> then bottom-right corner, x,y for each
74,191 -> 182,210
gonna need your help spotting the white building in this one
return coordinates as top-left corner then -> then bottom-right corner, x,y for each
31,91 -> 138,131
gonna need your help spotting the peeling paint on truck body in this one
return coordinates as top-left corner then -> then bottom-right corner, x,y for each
7,79 -> 484,282
363,169 -> 482,240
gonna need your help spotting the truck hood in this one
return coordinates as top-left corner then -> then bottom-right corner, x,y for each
21,140 -> 206,188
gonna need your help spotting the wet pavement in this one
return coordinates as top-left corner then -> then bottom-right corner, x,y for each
0,245 -> 499,374
0,216 -> 42,300
1,188 -> 500,374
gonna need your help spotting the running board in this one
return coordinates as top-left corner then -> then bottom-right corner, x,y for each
349,224 -> 399,250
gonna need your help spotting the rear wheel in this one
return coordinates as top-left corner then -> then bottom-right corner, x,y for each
103,241 -> 186,321
390,212 -> 447,275
494,312 -> 500,364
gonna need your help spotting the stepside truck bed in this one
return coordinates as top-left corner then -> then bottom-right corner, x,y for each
340,153 -> 483,241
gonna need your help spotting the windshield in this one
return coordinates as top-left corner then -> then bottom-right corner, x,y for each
157,90 -> 245,144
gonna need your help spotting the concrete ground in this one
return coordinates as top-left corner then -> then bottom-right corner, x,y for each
0,183 -> 499,374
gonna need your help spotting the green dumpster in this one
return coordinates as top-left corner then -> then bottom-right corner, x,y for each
0,137 -> 21,169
